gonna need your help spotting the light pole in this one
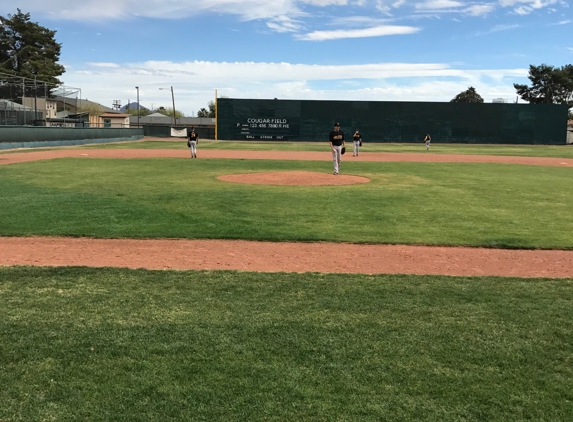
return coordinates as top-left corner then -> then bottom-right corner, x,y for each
159,86 -> 177,126
135,86 -> 140,127
33,72 -> 38,124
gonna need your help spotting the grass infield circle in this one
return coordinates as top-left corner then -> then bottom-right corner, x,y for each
218,170 -> 371,186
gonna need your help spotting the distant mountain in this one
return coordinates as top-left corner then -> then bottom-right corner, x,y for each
119,102 -> 149,113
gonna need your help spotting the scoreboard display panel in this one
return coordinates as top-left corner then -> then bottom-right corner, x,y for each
234,118 -> 296,140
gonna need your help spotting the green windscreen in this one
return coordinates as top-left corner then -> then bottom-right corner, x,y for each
217,98 -> 567,144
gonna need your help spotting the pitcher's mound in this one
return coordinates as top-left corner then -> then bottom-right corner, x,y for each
218,171 -> 371,186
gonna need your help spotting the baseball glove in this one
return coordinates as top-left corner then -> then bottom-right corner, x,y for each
341,147 -> 346,155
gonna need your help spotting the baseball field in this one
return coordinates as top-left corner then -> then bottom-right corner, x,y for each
1,139 -> 572,421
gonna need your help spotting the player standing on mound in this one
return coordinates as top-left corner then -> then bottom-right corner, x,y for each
329,122 -> 345,175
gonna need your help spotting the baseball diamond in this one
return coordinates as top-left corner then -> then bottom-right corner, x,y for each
1,140 -> 573,422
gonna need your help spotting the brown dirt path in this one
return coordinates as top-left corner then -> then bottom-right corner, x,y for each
1,237 -> 572,278
1,148 -> 573,167
1,148 -> 572,277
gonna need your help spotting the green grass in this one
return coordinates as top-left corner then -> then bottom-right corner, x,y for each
80,139 -> 573,158
1,158 -> 572,249
1,267 -> 572,421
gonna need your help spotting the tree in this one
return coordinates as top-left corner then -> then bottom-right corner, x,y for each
197,96 -> 227,117
157,107 -> 185,118
207,101 -> 216,117
0,9 -> 65,88
125,108 -> 150,117
197,107 -> 209,118
450,87 -> 484,103
514,64 -> 573,105
78,102 -> 105,116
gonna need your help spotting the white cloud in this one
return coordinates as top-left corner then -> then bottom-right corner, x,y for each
267,16 -> 303,32
4,0 -> 569,33
300,0 -> 347,5
86,62 -> 121,68
61,59 -> 528,116
513,5 -> 532,14
475,23 -> 520,35
373,0 -> 396,14
298,25 -> 420,40
465,4 -> 496,16
4,0 -> 303,22
415,0 -> 463,10
498,0 -> 559,14
328,16 -> 391,26
499,0 -> 557,6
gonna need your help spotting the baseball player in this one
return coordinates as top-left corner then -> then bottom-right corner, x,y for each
329,122 -> 345,175
352,129 -> 362,156
424,133 -> 431,150
188,128 -> 199,158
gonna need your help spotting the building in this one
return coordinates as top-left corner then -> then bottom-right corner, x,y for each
21,97 -> 58,119
97,113 -> 130,128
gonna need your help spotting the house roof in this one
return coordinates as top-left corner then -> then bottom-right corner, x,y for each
120,102 -> 150,113
53,96 -> 115,113
100,113 -> 130,118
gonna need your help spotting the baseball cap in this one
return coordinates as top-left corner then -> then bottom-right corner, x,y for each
334,122 -> 340,126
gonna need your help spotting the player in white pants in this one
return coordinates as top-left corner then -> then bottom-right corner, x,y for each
188,129 -> 199,158
424,133 -> 431,150
352,129 -> 362,156
329,122 -> 345,174
331,145 -> 343,174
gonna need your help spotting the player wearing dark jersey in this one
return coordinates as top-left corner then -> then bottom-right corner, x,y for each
188,128 -> 199,158
352,129 -> 362,156
424,133 -> 431,150
329,122 -> 345,174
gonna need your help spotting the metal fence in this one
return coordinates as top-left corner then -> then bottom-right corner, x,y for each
0,71 -> 80,126
0,101 -> 37,125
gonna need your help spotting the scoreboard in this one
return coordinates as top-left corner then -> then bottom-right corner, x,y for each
234,118 -> 297,140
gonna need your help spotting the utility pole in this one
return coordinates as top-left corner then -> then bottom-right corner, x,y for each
215,89 -> 218,140
171,86 -> 176,126
159,87 -> 177,126
22,77 -> 26,125
135,86 -> 140,127
33,72 -> 38,124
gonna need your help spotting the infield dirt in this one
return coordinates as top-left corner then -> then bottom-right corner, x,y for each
1,148 -> 572,277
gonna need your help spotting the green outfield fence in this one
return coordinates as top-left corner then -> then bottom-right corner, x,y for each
217,98 -> 568,144
0,127 -> 144,149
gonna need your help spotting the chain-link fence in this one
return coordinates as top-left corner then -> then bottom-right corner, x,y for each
0,71 -> 81,126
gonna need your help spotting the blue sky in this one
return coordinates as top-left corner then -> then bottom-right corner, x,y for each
2,0 -> 571,115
